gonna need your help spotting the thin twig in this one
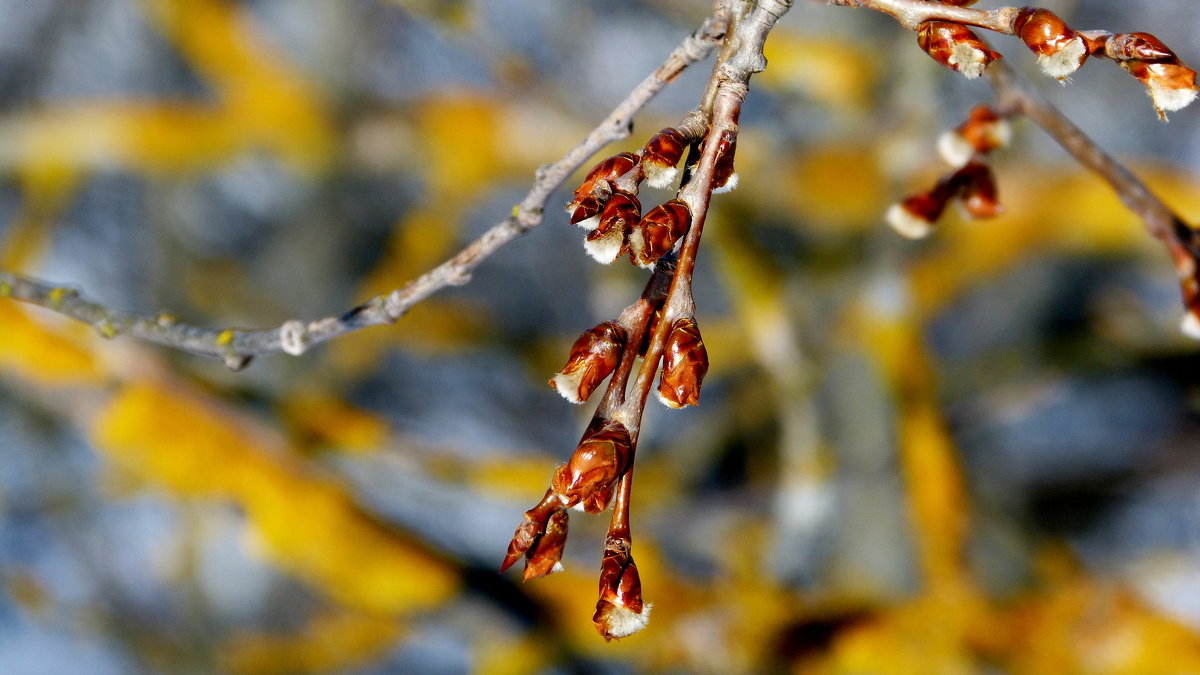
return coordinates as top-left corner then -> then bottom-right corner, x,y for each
988,62 -> 1196,254
0,17 -> 725,370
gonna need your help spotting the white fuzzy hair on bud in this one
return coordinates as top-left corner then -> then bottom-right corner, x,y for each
1037,37 -> 1087,80
550,372 -> 586,404
885,203 -> 934,240
1181,312 -> 1200,339
643,165 -> 679,190
712,173 -> 739,194
583,230 -> 624,264
550,561 -> 564,574
575,214 -> 601,231
601,603 -> 652,639
937,131 -> 975,168
1148,79 -> 1199,116
949,44 -> 988,79
654,388 -> 684,410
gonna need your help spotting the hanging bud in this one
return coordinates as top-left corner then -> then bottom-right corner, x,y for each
501,491 -> 566,576
956,162 -> 1002,219
937,105 -> 1011,167
522,509 -> 569,581
711,129 -> 738,194
552,421 -> 633,509
885,175 -> 960,239
1013,8 -> 1088,80
593,537 -> 650,641
656,318 -> 709,409
916,21 -> 1001,80
584,193 -> 640,264
640,128 -> 688,190
550,321 -> 626,404
628,199 -> 691,268
1108,35 -> 1200,120
567,152 -> 639,228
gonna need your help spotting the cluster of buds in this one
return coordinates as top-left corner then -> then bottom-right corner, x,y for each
510,92 -> 735,641
887,105 -> 1007,239
916,20 -> 1001,80
499,491 -> 568,581
566,127 -> 695,265
1011,8 -> 1197,119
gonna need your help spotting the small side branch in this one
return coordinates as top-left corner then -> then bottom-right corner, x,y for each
0,16 -> 726,370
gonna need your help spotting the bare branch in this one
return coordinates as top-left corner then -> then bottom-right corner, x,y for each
0,16 -> 726,370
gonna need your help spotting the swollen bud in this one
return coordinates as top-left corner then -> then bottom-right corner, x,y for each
522,509 -> 569,581
584,193 -> 641,264
593,537 -> 650,641
552,421 -> 633,509
550,321 -> 626,404
1014,8 -> 1088,80
885,177 -> 959,240
656,318 -> 709,409
640,128 -> 688,190
500,491 -> 568,577
568,152 -> 639,228
628,199 -> 691,268
916,20 -> 1001,80
937,105 -> 1011,167
1112,35 -> 1200,120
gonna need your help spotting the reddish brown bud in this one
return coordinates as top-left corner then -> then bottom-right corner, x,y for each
641,128 -> 688,189
710,129 -> 738,193
1105,32 -> 1177,62
937,0 -> 978,5
885,176 -> 959,239
593,537 -> 650,641
522,509 -> 569,581
569,193 -> 605,229
584,193 -> 640,264
552,421 -> 633,509
628,199 -> 691,268
916,21 -> 1001,80
567,152 -> 639,228
956,162 -> 1002,219
501,491 -> 565,575
656,318 -> 709,409
938,105 -> 1011,167
1121,54 -> 1199,120
1014,8 -> 1087,79
550,321 -> 626,404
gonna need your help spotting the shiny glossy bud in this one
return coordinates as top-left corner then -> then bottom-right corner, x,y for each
628,199 -> 691,268
656,318 -> 709,409
641,128 -> 688,189
550,321 -> 626,404
592,538 -> 649,641
916,21 -> 1001,80
584,193 -> 641,264
1014,8 -> 1087,79
552,422 -> 633,509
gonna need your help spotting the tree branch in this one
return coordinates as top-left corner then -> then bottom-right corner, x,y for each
0,16 -> 726,370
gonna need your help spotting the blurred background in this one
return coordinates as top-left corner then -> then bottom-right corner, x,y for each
2,0 -> 1200,672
